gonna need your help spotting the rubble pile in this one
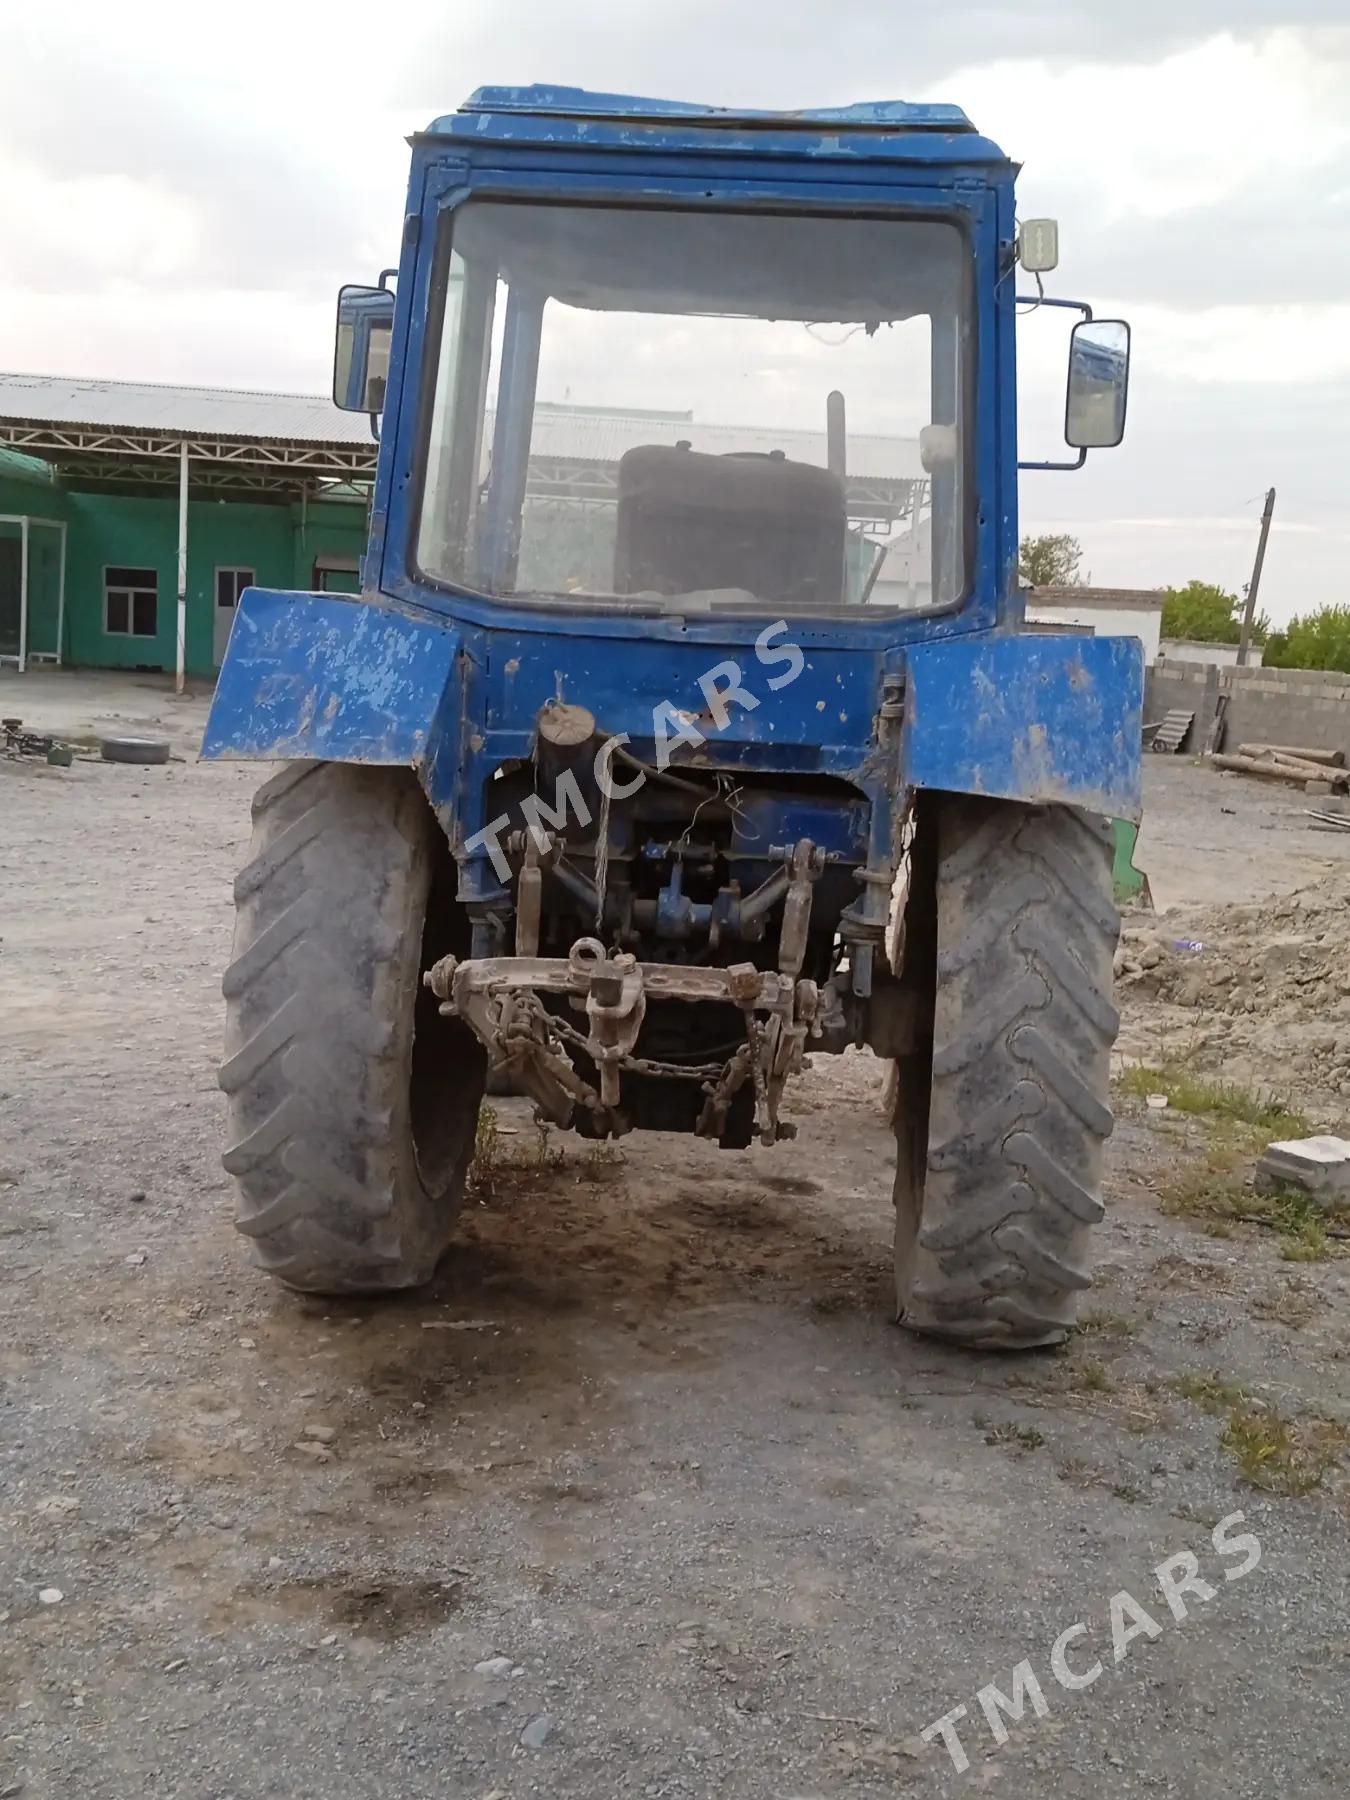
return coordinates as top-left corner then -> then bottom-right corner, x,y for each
1114,871 -> 1350,1105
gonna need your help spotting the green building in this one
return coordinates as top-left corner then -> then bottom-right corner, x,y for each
0,374 -> 375,679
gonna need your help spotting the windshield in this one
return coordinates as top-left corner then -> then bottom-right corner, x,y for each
415,200 -> 970,615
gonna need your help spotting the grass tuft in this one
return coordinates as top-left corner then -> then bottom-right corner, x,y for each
1170,1371 -> 1250,1416
1117,1063 -> 1307,1136
1268,1192 -> 1332,1261
1250,1283 -> 1321,1330
1075,1360 -> 1115,1394
468,1105 -> 568,1196
1219,1406 -> 1341,1497
579,1140 -> 626,1183
982,1421 -> 1046,1453
1157,1168 -> 1345,1261
467,1103 -> 501,1193
1076,1310 -> 1139,1338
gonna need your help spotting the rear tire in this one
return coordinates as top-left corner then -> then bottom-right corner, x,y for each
219,762 -> 485,1293
893,797 -> 1119,1349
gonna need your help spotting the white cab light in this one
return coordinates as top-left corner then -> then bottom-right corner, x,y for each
1019,219 -> 1060,273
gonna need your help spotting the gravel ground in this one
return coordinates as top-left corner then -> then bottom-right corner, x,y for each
2,672 -> 1348,1799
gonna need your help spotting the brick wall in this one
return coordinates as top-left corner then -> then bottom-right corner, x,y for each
1145,661 -> 1350,757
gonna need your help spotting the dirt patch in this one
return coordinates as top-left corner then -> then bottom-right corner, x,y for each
449,1155 -> 893,1317
202,1573 -> 465,1641
271,1574 -> 463,1639
1117,866 -> 1350,1112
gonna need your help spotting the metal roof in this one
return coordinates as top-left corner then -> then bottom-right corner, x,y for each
0,371 -> 371,446
0,371 -> 378,495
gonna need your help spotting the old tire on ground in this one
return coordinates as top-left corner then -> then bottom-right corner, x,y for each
893,795 -> 1120,1349
100,735 -> 170,765
220,761 -> 485,1293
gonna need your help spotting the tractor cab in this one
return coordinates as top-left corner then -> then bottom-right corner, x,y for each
333,89 -> 1122,633
335,90 -> 1128,633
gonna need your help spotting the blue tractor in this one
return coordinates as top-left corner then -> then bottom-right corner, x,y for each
205,88 -> 1141,1349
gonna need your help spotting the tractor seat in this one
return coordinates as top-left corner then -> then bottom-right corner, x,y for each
614,443 -> 846,610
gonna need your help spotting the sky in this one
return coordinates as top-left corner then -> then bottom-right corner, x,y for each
2,3 -> 1348,621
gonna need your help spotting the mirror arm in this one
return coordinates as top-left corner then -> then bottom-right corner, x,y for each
1016,295 -> 1093,320
1018,447 -> 1087,473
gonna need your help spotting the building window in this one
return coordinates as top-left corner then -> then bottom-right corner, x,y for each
216,567 -> 254,610
104,567 -> 158,637
313,554 -> 360,595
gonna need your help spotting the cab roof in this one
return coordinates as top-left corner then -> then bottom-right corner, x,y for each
442,86 -> 974,131
423,85 -> 1010,167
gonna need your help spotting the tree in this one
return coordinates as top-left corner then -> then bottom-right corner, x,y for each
1019,533 -> 1083,587
1160,579 -> 1267,647
1263,604 -> 1350,673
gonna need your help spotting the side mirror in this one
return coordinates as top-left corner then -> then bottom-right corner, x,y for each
333,284 -> 394,414
1065,319 -> 1130,449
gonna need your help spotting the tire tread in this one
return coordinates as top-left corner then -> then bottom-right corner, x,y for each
220,762 -> 478,1294
898,800 -> 1119,1349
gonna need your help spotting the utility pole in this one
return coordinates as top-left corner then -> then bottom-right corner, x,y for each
1237,487 -> 1275,666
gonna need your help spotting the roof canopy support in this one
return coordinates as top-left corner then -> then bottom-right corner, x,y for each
17,514 -> 27,673
0,422 -> 377,485
176,441 -> 189,694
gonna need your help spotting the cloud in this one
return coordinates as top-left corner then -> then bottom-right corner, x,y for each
394,4 -> 1350,109
0,2 -> 1347,620
952,28 -> 1350,311
1061,184 -> 1350,309
0,285 -> 336,392
0,10 -> 404,294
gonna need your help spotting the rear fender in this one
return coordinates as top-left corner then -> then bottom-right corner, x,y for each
901,632 -> 1143,822
202,589 -> 464,806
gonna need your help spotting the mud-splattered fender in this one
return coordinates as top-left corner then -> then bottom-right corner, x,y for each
901,633 -> 1143,822
201,589 -> 463,771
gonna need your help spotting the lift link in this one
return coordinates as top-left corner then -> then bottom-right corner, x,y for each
424,841 -> 827,1146
424,944 -> 816,1144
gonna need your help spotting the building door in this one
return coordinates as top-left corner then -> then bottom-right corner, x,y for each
214,567 -> 253,667
0,532 -> 19,660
